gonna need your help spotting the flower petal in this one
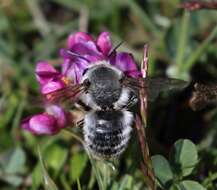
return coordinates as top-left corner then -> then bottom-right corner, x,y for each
41,80 -> 65,94
21,116 -> 32,130
61,58 -> 71,76
46,105 -> 68,129
70,41 -> 104,62
67,32 -> 93,49
36,61 -> 59,85
64,58 -> 90,83
125,70 -> 143,78
141,44 -> 148,78
96,32 -> 112,56
110,52 -> 142,78
22,114 -> 59,135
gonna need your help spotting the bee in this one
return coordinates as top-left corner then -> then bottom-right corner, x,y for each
190,83 -> 217,111
45,60 -> 187,159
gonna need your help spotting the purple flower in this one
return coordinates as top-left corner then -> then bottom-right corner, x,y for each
96,32 -> 112,56
35,61 -> 66,94
35,61 -> 60,85
22,61 -> 73,135
110,52 -> 142,78
22,105 -> 71,135
22,31 -> 143,136
60,31 -> 141,83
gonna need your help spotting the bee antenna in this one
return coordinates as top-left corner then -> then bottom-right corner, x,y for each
108,41 -> 124,57
66,50 -> 89,62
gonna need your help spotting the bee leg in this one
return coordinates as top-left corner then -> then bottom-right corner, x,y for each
76,119 -> 84,128
75,101 -> 91,111
125,94 -> 138,109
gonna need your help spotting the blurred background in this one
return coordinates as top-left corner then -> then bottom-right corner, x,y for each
0,0 -> 217,189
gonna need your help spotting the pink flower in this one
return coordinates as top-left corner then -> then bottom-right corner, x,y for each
22,105 -> 71,135
35,61 -> 66,94
60,31 -> 141,83
22,31 -> 142,136
110,52 -> 142,78
22,62 -> 72,135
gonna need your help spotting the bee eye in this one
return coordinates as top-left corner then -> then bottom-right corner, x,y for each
82,68 -> 88,76
119,75 -> 125,83
83,79 -> 91,86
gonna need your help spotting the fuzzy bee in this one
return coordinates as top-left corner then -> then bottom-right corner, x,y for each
190,83 -> 217,111
45,59 -> 187,159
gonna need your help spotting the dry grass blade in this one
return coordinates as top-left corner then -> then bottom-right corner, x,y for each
180,1 -> 217,11
134,45 -> 156,190
135,115 -> 156,190
37,146 -> 59,190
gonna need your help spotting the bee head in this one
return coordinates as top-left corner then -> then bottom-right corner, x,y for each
82,61 -> 123,109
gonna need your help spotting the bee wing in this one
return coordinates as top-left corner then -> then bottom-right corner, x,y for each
44,83 -> 86,105
145,77 -> 188,101
123,76 -> 188,101
190,83 -> 217,111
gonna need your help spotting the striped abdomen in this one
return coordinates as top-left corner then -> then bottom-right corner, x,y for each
83,110 -> 133,159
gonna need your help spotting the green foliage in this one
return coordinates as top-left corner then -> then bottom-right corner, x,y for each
152,155 -> 173,187
38,147 -> 58,190
178,180 -> 206,190
0,148 -> 26,187
170,139 -> 198,177
69,152 -> 88,183
152,139 -> 205,190
44,144 -> 68,177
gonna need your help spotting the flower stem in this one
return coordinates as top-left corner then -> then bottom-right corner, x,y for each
136,46 -> 156,190
183,24 -> 217,72
176,11 -> 190,73
63,129 -> 105,190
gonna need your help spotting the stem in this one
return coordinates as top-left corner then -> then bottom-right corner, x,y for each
77,178 -> 82,190
63,129 -> 105,190
37,146 -> 58,190
136,46 -> 156,190
181,1 -> 217,11
183,24 -> 217,71
25,0 -> 50,37
126,0 -> 159,36
176,11 -> 190,72
203,172 -> 217,187
102,162 -> 108,187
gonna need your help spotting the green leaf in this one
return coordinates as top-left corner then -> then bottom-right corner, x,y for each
0,174 -> 23,187
31,164 -> 42,190
0,147 -> 26,174
152,155 -> 173,188
178,180 -> 206,190
170,184 -> 181,190
118,175 -> 133,190
69,152 -> 87,183
60,174 -> 71,190
0,12 -> 9,32
170,139 -> 198,177
44,144 -> 68,176
0,95 -> 18,129
183,25 -> 217,72
63,129 -> 105,190
175,11 -> 190,71
38,146 -> 59,190
77,178 -> 82,190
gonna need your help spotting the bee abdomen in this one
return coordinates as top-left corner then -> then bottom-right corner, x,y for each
83,110 -> 133,159
88,127 -> 131,157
